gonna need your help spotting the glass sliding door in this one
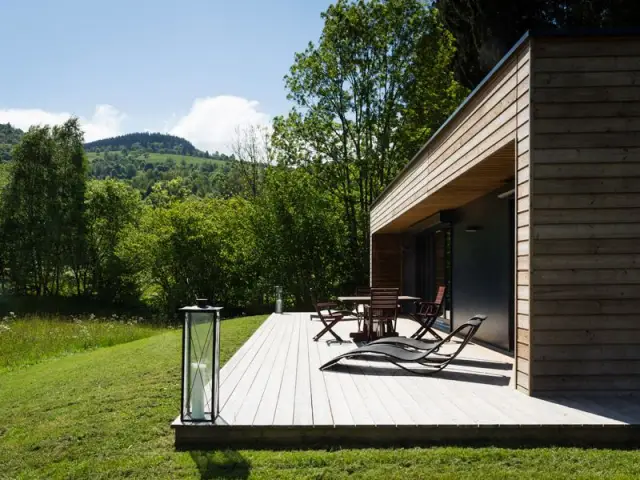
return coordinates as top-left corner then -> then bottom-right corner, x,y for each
433,228 -> 453,331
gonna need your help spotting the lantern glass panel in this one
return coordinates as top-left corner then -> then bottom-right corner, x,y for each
186,311 -> 214,420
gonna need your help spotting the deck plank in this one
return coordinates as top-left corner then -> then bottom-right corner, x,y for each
252,314 -> 297,425
306,315 -> 334,426
220,318 -> 281,424
273,314 -> 301,425
294,313 -> 314,425
219,316 -> 277,408
316,335 -> 355,425
233,315 -> 290,425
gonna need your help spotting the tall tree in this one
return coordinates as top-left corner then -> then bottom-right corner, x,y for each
0,118 -> 87,295
436,0 -> 640,88
274,0 -> 465,285
230,124 -> 272,198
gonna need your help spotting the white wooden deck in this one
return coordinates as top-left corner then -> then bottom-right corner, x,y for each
173,312 -> 640,448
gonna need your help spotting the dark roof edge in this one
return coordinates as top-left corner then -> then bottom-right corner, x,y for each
370,31 -> 531,209
371,27 -> 640,210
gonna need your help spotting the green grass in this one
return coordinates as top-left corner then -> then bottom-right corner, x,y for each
0,315 -> 167,371
86,151 -> 229,167
1,314 -> 640,479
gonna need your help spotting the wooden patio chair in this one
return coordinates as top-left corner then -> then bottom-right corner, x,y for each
309,288 -> 353,321
319,315 -> 487,375
353,286 -> 370,330
410,285 -> 446,340
366,287 -> 399,339
312,301 -> 347,343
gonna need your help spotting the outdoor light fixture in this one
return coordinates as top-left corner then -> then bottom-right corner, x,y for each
275,286 -> 283,313
179,299 -> 223,423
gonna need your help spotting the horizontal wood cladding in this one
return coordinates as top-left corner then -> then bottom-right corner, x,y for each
534,238 -> 640,255
532,361 -> 640,376
534,344 -> 640,361
534,375 -> 640,392
370,42 -> 530,233
529,36 -> 640,394
371,234 -> 402,289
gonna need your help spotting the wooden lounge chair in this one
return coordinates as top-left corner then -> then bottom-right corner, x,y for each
410,285 -> 446,340
319,315 -> 487,375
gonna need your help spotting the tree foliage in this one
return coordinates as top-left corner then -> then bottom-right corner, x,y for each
1,119 -> 87,295
274,0 -> 466,285
436,0 -> 640,88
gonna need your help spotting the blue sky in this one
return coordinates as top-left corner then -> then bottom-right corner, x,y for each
0,0 -> 333,152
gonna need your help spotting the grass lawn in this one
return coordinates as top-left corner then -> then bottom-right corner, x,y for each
1,314 -> 639,479
0,315 -> 167,371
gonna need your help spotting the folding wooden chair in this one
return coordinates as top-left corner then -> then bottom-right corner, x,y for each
313,301 -> 345,342
410,285 -> 446,340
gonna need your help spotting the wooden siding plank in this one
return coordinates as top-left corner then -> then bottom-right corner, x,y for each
533,194 -> 640,210
527,328 -> 640,347
533,223 -> 640,239
533,285 -> 640,300
517,211 -> 530,227
517,197 -> 529,213
517,255 -> 529,271
534,71 -> 640,88
534,344 -> 640,361
534,238 -> 640,255
532,360 -> 640,376
535,132 -> 640,149
536,117 -> 640,135
533,299 -> 640,315
535,56 -> 640,73
517,314 -> 530,329
517,299 -> 530,315
535,315 -> 639,331
533,178 -> 640,195
517,285 -> 530,300
534,102 -> 640,119
533,147 -> 640,164
517,240 -> 529,256
533,86 -> 640,104
533,254 -> 640,270
535,38 -> 640,58
533,269 -> 640,285
535,208 -> 640,224
535,376 -> 640,392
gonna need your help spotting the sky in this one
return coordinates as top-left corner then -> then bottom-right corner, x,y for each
0,0 -> 333,153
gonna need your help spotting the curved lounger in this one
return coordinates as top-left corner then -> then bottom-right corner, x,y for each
319,315 -> 487,375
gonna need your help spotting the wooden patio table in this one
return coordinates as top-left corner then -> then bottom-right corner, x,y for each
337,295 -> 421,342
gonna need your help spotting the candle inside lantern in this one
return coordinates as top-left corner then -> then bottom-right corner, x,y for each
191,362 -> 206,420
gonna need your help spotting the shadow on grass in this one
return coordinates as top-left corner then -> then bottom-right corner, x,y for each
190,450 -> 251,479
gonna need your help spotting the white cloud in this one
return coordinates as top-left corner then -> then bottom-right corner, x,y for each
169,95 -> 270,154
0,104 -> 125,142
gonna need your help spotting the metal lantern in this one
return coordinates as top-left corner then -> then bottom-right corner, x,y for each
275,286 -> 283,313
179,299 -> 223,423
